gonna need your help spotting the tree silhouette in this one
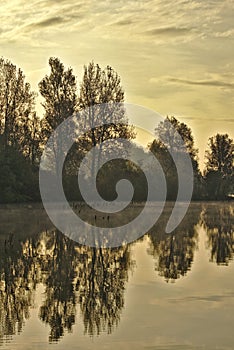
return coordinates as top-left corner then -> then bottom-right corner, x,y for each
149,116 -> 203,200
39,57 -> 78,176
39,57 -> 77,138
154,116 -> 198,161
205,134 -> 234,199
0,58 -> 39,162
77,62 -> 135,177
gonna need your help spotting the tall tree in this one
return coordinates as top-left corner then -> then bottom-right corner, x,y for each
39,57 -> 78,174
205,133 -> 234,199
39,57 -> 77,138
0,57 -> 37,159
78,62 -> 135,177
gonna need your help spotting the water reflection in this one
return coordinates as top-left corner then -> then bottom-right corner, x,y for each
39,231 -> 77,342
0,203 -> 233,346
78,245 -> 134,336
147,204 -> 201,282
39,230 -> 134,340
0,234 -> 38,342
0,221 -> 134,343
202,204 -> 234,265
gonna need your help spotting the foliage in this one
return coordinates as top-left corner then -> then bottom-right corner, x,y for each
77,62 -> 135,177
0,57 -> 40,165
205,134 -> 234,199
0,143 -> 40,203
0,56 -> 233,203
149,116 -> 204,200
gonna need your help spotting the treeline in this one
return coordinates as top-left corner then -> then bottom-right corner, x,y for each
0,56 -> 233,203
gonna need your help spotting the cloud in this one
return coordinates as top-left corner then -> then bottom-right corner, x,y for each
113,19 -> 134,26
214,29 -> 234,38
179,116 -> 234,123
150,75 -> 234,90
144,26 -> 193,37
0,0 -> 232,46
168,77 -> 234,89
28,16 -> 66,30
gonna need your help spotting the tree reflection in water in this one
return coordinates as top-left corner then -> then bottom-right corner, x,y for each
202,204 -> 234,265
0,227 -> 134,343
39,231 -> 77,342
0,203 -> 233,344
77,245 -> 133,336
147,204 -> 201,282
0,234 -> 39,342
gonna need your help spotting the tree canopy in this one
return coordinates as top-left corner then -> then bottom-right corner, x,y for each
205,133 -> 234,199
149,116 -> 203,200
0,56 -> 233,203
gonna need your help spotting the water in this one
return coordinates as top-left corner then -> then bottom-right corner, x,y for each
0,202 -> 233,350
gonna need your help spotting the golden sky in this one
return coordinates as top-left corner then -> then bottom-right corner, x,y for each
1,0 -> 234,167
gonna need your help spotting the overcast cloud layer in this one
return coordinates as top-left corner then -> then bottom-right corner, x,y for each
1,0 -> 234,165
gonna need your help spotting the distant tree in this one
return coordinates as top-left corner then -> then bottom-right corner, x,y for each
205,133 -> 234,199
149,116 -> 203,200
153,116 -> 198,162
78,62 -> 135,177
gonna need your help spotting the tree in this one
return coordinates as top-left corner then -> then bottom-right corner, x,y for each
39,57 -> 78,175
0,58 -> 38,162
153,116 -> 198,166
0,146 -> 40,203
205,133 -> 234,199
78,62 -> 135,178
39,57 -> 77,137
149,116 -> 203,200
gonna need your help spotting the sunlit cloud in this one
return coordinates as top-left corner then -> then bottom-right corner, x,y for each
0,0 -> 233,165
144,26 -> 194,37
27,16 -> 67,30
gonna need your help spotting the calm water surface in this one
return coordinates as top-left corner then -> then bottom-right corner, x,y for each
0,202 -> 233,350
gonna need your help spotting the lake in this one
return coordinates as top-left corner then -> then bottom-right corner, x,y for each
0,202 -> 233,350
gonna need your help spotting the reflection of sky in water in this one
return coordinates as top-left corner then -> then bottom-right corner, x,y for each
0,203 -> 233,350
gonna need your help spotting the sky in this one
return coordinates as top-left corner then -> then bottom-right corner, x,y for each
1,0 -> 234,168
